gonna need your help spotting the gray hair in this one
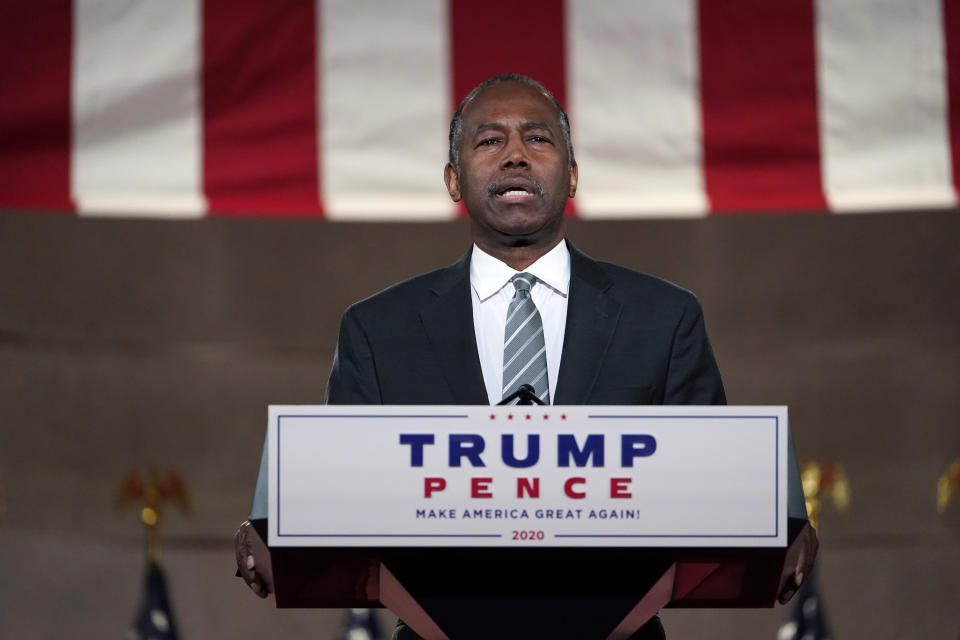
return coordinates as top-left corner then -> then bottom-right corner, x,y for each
448,73 -> 575,174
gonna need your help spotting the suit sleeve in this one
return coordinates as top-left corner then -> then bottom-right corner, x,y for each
787,434 -> 809,520
248,432 -> 268,520
663,296 -> 726,405
324,306 -> 383,405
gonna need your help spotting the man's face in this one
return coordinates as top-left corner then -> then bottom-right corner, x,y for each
445,81 -> 577,249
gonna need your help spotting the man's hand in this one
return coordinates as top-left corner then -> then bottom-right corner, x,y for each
234,520 -> 274,598
777,521 -> 819,604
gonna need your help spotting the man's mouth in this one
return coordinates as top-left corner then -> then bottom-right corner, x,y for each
498,187 -> 533,201
488,178 -> 543,202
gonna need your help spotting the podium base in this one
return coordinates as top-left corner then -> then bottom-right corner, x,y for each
270,546 -> 784,639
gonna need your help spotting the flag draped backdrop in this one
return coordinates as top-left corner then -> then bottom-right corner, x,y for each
1,0 -> 958,219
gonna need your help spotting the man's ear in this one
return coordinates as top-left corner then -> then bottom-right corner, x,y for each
444,163 -> 461,202
568,162 -> 578,199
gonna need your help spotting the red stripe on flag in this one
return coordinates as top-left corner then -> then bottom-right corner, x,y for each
699,0 -> 826,213
0,1 -> 73,212
449,0 -> 575,216
945,0 -> 960,199
203,0 -> 322,217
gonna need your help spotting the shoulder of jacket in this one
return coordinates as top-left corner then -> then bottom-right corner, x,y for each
342,260 -> 466,319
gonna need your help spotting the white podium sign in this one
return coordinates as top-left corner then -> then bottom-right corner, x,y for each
267,405 -> 788,548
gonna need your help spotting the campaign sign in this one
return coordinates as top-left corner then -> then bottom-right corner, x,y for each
267,405 -> 788,548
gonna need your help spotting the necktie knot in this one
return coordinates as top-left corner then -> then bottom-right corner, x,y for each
511,273 -> 534,297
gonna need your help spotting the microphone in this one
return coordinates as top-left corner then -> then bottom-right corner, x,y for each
497,383 -> 546,406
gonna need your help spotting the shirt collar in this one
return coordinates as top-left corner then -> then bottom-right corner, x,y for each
470,240 -> 571,302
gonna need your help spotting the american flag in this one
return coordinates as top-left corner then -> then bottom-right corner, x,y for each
1,0 -> 958,219
340,608 -> 387,640
126,561 -> 181,640
777,570 -> 834,640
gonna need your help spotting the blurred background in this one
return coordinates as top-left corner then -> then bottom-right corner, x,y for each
1,1 -> 959,638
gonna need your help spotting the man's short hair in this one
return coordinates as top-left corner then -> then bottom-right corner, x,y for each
448,73 -> 576,174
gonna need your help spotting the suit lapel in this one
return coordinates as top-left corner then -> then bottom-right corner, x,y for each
419,251 -> 490,405
553,243 -> 623,404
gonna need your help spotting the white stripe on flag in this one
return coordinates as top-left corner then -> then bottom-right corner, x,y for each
817,0 -> 956,212
72,0 -> 204,217
320,0 -> 452,220
568,0 -> 706,217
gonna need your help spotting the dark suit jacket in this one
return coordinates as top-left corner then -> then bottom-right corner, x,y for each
325,240 -> 725,406
324,240 -> 723,640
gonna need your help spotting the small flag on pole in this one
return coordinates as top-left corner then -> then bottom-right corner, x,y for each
776,570 -> 833,640
126,561 -> 181,640
341,608 -> 386,640
117,467 -> 190,640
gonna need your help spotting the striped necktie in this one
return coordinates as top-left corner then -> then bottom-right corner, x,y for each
502,273 -> 550,404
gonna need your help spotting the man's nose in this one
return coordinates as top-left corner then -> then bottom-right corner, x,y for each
501,135 -> 529,169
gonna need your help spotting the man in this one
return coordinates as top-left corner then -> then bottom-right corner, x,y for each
235,74 -> 817,639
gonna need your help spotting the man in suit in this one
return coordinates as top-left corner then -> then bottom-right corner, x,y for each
326,74 -> 724,410
235,73 -> 817,638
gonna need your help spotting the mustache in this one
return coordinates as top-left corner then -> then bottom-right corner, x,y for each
485,177 -> 544,198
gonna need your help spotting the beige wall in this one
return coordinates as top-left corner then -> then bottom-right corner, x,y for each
1,210 -> 958,638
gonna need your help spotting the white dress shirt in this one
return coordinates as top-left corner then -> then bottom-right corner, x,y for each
470,241 -> 570,405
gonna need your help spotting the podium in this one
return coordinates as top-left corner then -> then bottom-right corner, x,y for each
258,405 -> 796,639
